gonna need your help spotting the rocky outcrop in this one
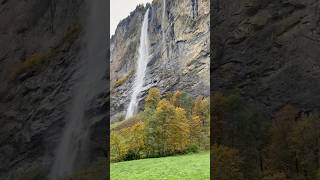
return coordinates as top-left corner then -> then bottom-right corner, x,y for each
0,0 -> 107,179
212,0 -> 320,114
110,0 -> 210,121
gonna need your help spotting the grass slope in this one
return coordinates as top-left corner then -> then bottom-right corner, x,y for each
111,152 -> 210,180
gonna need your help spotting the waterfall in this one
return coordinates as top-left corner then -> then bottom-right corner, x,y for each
49,0 -> 107,179
162,0 -> 166,45
191,0 -> 198,18
126,8 -> 150,119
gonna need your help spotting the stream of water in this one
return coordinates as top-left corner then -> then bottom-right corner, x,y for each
125,8 -> 150,119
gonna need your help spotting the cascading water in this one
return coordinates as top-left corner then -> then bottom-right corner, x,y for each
49,0 -> 107,179
126,8 -> 150,119
162,0 -> 166,45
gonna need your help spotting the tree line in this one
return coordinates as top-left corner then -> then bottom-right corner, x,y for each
111,88 -> 210,162
212,92 -> 320,180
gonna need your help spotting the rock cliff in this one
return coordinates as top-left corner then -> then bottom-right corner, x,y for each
0,0 -> 108,179
110,0 -> 210,121
212,0 -> 320,114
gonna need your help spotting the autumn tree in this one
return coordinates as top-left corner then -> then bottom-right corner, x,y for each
171,90 -> 182,107
110,132 -> 128,162
212,144 -> 244,180
121,120 -> 146,160
145,87 -> 161,110
267,105 -> 299,177
190,115 -> 202,146
288,114 -> 320,179
192,96 -> 210,126
142,87 -> 161,125
145,99 -> 176,156
167,107 -> 190,153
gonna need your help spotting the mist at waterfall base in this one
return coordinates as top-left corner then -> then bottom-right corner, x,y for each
125,9 -> 150,119
49,0 -> 107,179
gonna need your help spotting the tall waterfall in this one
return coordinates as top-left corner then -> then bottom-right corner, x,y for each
49,0 -> 107,179
126,9 -> 150,119
162,0 -> 166,45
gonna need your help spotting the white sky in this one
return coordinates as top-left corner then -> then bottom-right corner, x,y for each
111,0 -> 153,37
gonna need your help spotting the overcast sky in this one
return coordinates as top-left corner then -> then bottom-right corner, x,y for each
111,0 -> 153,37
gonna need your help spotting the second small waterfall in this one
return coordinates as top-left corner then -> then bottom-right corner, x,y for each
126,9 -> 150,119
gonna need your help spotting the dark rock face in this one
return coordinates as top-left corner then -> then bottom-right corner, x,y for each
0,0 -> 108,179
212,0 -> 320,113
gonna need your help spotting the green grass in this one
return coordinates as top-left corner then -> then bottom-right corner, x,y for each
111,152 -> 210,180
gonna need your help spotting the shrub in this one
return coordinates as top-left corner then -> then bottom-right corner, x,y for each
10,52 -> 49,79
186,144 -> 199,153
113,70 -> 134,88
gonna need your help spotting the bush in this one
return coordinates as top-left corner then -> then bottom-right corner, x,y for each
186,144 -> 199,153
10,52 -> 49,79
113,70 -> 134,88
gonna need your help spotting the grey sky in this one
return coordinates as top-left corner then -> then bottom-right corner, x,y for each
111,0 -> 153,37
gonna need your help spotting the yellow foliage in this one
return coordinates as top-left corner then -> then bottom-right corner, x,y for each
192,96 -> 210,124
190,115 -> 202,144
167,107 -> 190,153
171,90 -> 182,107
120,121 -> 145,154
145,87 -> 161,109
110,132 -> 128,162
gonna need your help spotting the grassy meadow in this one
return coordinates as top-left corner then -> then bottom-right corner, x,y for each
111,152 -> 210,180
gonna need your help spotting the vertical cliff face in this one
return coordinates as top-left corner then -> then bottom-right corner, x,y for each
0,0 -> 108,179
110,0 -> 210,121
212,0 -> 320,113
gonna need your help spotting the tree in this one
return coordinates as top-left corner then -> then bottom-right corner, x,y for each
212,144 -> 244,180
110,132 -> 128,162
190,115 -> 202,145
211,93 -> 228,145
167,107 -> 190,153
171,90 -> 182,107
192,96 -> 210,126
145,87 -> 161,110
121,121 -> 145,160
289,114 -> 320,179
267,105 -> 299,177
145,99 -> 176,156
